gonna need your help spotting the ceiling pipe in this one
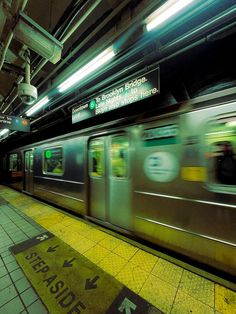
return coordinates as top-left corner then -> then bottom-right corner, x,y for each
11,0 -> 28,13
54,0 -> 89,40
0,2 -> 7,38
28,6 -> 236,127
0,0 -> 28,72
61,0 -> 103,44
33,0 -> 132,89
0,31 -> 13,72
0,0 -> 29,113
2,0 -> 105,114
159,4 -> 236,56
31,0 -> 103,80
11,0 -> 133,115
4,0 -> 236,119
14,0 -> 233,119
31,0 -> 89,69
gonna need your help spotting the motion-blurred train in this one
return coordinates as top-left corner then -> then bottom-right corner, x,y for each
1,87 -> 236,276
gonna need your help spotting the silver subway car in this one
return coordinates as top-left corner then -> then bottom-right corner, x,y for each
3,88 -> 236,276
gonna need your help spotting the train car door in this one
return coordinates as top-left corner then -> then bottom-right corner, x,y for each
24,150 -> 34,194
88,134 -> 131,229
89,138 -> 106,221
108,134 -> 131,229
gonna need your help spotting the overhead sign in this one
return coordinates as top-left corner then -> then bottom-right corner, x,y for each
72,67 -> 160,124
11,232 -> 161,314
0,114 -> 30,132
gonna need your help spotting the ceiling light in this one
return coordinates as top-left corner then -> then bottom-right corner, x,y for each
25,96 -> 49,117
58,47 -> 115,93
146,0 -> 194,32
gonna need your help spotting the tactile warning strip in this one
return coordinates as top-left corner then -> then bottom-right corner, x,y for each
10,231 -> 161,314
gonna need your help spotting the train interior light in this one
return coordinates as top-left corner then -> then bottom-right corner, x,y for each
58,47 -> 116,93
145,0 -> 195,32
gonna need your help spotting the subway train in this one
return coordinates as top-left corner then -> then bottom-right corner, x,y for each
1,87 -> 236,277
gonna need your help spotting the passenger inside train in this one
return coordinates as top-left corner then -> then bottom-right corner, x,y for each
215,141 -> 236,185
91,148 -> 104,177
52,161 -> 63,174
111,149 -> 127,178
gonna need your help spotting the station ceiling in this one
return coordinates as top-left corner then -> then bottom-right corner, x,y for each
0,0 -> 236,149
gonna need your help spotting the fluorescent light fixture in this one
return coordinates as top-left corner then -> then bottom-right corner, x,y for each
14,12 -> 63,64
146,0 -> 194,32
0,128 -> 9,136
58,47 -> 115,93
25,96 -> 50,117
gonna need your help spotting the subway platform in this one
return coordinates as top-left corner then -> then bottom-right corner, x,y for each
0,185 -> 236,314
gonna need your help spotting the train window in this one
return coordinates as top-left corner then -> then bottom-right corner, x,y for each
89,140 -> 104,177
206,116 -> 236,187
110,135 -> 128,178
43,147 -> 64,175
9,153 -> 21,171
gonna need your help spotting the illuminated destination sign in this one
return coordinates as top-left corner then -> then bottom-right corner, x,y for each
72,67 -> 159,124
0,114 -> 30,132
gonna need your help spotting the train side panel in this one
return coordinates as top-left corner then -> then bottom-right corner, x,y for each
2,93 -> 236,276
33,136 -> 87,214
132,101 -> 236,274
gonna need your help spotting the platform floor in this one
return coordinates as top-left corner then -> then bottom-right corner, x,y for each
0,185 -> 235,314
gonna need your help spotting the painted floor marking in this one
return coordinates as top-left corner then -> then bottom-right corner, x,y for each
11,232 -> 162,314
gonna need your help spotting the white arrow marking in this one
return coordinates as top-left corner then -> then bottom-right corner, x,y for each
118,297 -> 137,314
36,234 -> 49,241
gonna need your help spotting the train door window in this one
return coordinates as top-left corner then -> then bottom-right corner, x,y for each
110,135 -> 128,178
24,151 -> 29,171
25,151 -> 33,171
206,115 -> 236,189
43,147 -> 64,175
89,139 -> 104,177
9,153 -> 19,171
30,151 -> 34,171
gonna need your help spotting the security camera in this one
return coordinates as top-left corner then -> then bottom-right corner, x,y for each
17,83 -> 38,105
